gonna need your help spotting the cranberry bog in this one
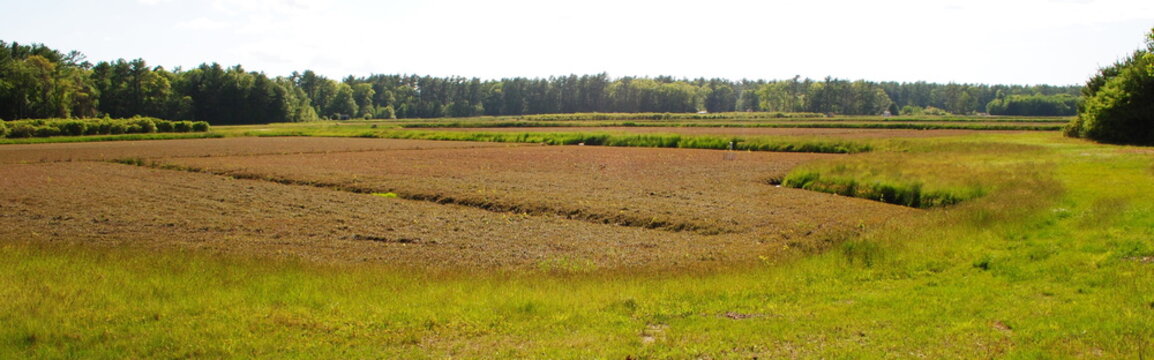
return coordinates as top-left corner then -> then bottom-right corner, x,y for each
2,137 -> 910,270
3,161 -> 723,269
4,130 -> 1152,358
0,136 -> 513,164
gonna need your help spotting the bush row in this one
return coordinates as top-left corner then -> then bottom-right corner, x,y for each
0,117 -> 210,138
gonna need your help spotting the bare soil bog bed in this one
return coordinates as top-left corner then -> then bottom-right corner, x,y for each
162,145 -> 912,240
0,137 -> 515,164
1,162 -> 763,270
1,137 -> 914,270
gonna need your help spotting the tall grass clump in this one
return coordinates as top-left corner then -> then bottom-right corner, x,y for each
783,167 -> 975,208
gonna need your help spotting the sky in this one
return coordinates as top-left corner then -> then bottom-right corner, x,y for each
1,0 -> 1152,85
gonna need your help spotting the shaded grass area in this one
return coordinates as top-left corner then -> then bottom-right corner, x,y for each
3,134 -> 1153,357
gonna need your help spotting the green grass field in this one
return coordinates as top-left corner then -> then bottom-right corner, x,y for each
2,125 -> 1152,357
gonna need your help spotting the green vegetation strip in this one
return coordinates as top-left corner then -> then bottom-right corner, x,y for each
783,168 -> 982,208
357,130 -> 873,154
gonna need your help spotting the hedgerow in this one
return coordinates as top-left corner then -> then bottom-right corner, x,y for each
0,117 -> 210,138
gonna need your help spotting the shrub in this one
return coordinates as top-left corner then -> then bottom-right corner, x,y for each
109,122 -> 127,135
0,121 -> 8,138
173,121 -> 193,132
60,120 -> 87,136
155,120 -> 173,132
9,124 -> 35,138
134,118 -> 157,133
96,121 -> 113,134
191,121 -> 210,132
34,126 -> 60,137
899,105 -> 953,116
374,105 -> 397,119
83,122 -> 101,135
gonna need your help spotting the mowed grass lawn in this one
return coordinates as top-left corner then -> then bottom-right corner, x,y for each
2,131 -> 1152,358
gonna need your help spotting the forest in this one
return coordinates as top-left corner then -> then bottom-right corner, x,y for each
0,40 -> 1082,124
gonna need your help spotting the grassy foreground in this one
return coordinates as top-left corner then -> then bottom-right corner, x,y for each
3,132 -> 1153,358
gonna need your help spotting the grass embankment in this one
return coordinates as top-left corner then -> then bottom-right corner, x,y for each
365,130 -> 873,154
233,125 -> 873,154
2,133 -> 1152,357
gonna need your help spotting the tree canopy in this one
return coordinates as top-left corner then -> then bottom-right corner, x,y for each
1,40 -> 1082,124
1066,28 -> 1154,145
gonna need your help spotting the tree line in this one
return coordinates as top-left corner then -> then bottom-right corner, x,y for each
1,40 -> 1082,124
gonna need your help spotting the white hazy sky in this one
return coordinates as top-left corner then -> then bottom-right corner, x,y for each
2,0 -> 1152,85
